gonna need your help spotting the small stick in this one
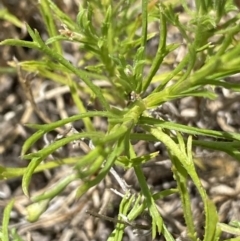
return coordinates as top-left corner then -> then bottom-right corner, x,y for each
86,210 -> 151,231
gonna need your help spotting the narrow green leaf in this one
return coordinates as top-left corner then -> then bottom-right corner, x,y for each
22,157 -> 43,196
143,3 -> 167,92
76,135 -> 125,197
0,166 -> 25,180
75,146 -> 103,169
0,39 -> 38,49
152,189 -> 178,200
116,152 -> 159,168
2,199 -> 15,241
136,0 -> 148,92
170,137 -> 198,241
23,132 -> 101,160
139,116 -> 240,141
223,238 -> 240,241
26,24 -> 39,44
203,199 -> 218,241
68,79 -> 94,132
77,155 -> 105,179
26,199 -> 50,222
36,34 -> 109,110
25,111 -> 115,131
0,9 -> 23,28
31,173 -> 78,202
47,0 -> 78,30
21,129 -> 45,156
126,194 -> 143,221
110,193 -> 134,241
45,35 -> 69,45
134,165 -> 163,238
0,157 -> 77,180
144,126 -> 218,240
39,0 -> 62,54
176,89 -> 218,100
162,223 -> 176,241
9,228 -> 24,241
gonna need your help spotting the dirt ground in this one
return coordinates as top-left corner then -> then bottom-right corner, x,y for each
1,1 -> 240,241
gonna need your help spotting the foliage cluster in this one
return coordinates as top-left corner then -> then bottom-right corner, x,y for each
1,0 -> 240,240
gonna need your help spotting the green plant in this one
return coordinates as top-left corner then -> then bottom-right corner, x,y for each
1,0 -> 240,240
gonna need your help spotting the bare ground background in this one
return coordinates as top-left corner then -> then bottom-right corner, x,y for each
1,1 -> 240,240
